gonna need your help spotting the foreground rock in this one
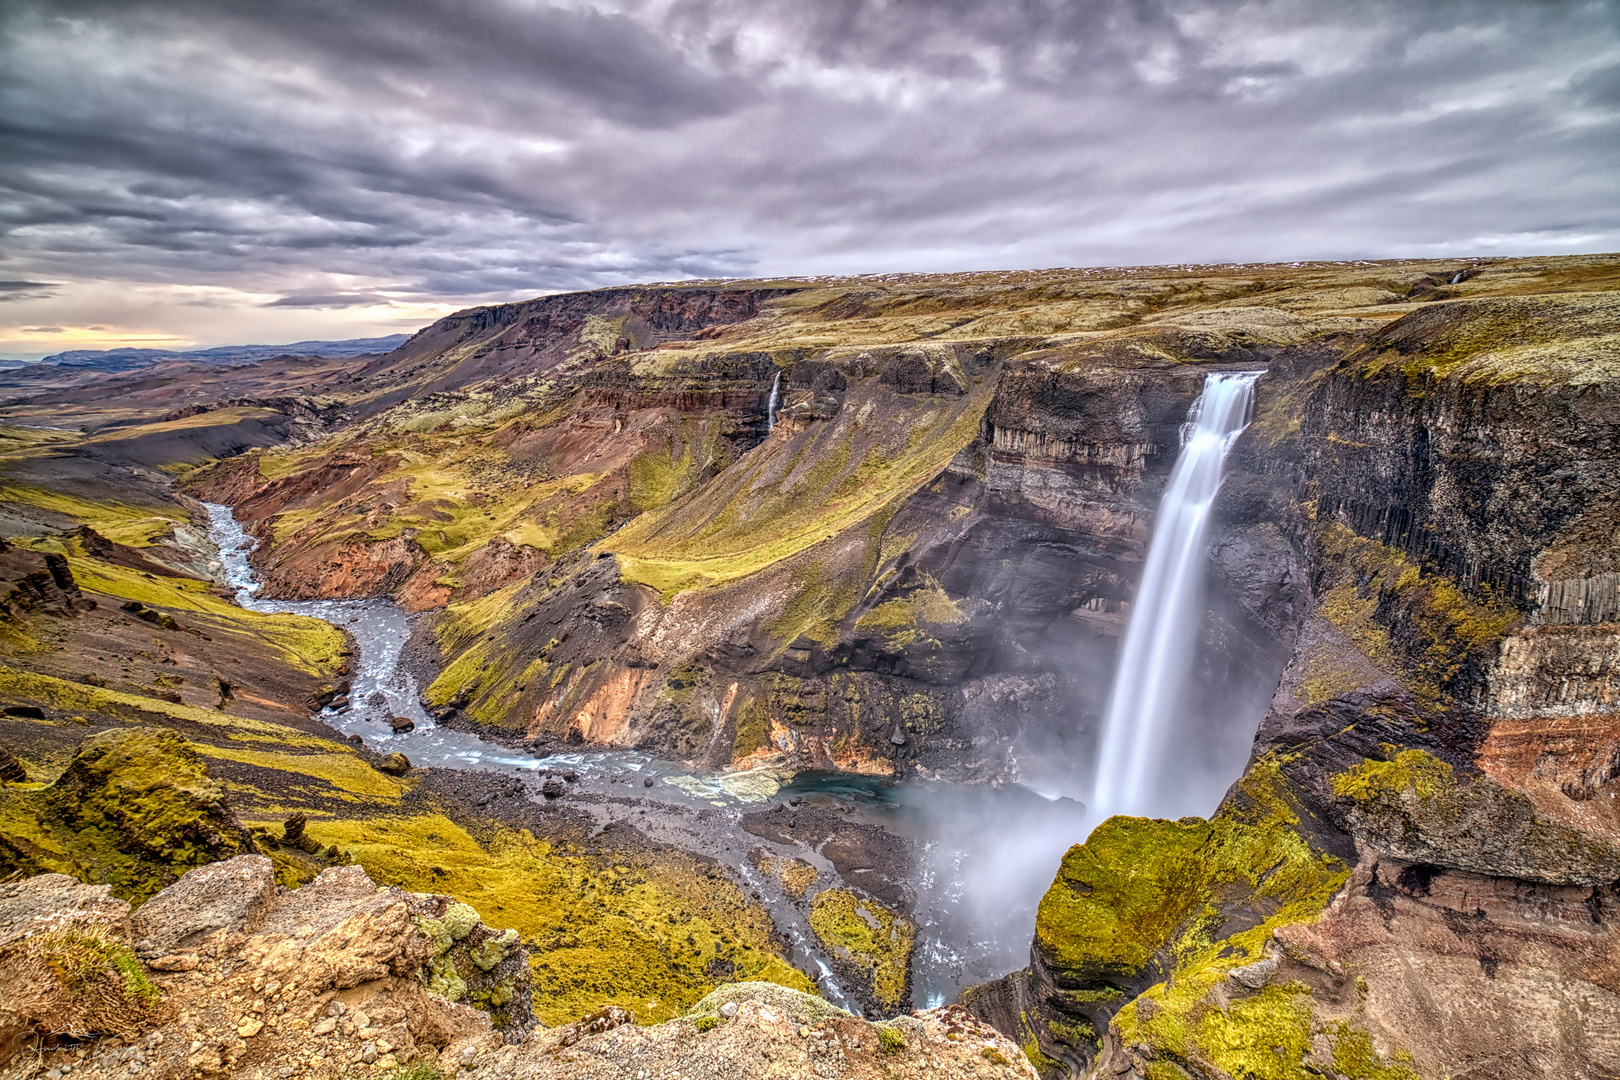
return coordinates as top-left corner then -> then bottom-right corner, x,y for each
0,857 -> 532,1075
0,865 -> 1032,1080
473,982 -> 1035,1080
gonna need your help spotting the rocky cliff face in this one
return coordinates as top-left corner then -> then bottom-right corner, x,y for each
967,287 -> 1620,1079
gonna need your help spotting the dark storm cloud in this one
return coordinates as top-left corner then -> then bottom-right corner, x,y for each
0,0 -> 1616,304
0,280 -> 58,301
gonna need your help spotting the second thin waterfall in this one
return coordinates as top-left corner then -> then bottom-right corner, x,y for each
766,370 -> 782,432
1091,371 -> 1261,821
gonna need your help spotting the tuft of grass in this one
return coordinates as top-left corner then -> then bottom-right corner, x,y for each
36,927 -> 161,1007
381,1063 -> 443,1080
877,1024 -> 907,1054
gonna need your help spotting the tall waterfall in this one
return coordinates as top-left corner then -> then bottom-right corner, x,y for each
1091,371 -> 1261,821
766,370 -> 782,432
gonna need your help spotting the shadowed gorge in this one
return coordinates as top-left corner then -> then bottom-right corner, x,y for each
1,253 -> 1618,1080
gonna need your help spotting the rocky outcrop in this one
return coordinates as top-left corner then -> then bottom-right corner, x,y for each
469,982 -> 1036,1080
0,869 -> 1031,1080
0,857 -> 533,1074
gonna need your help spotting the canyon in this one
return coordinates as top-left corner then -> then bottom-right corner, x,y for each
0,253 -> 1617,1079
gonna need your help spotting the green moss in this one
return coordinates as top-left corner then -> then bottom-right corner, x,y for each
1313,523 -> 1519,706
305,811 -> 817,1025
1190,985 -> 1315,1080
731,695 -> 770,759
1032,757 -> 1348,1075
1330,748 -> 1453,802
197,746 -> 407,801
0,727 -> 253,904
609,381 -> 993,599
425,954 -> 469,1002
693,1015 -> 721,1032
1329,1022 -> 1421,1080
855,577 -> 965,633
877,1024 -> 907,1054
1021,1034 -> 1062,1072
469,928 -> 519,971
807,888 -> 915,1010
0,664 -> 337,749
1035,816 -> 1211,976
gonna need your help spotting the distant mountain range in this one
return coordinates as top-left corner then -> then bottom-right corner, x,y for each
37,334 -> 412,373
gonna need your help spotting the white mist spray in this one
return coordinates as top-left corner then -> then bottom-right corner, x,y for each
1091,371 -> 1261,821
766,370 -> 782,432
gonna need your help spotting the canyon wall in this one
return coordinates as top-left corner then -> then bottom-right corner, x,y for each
117,254 -> 1620,1078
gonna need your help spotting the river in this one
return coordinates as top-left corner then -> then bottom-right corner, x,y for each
201,501 -> 1085,1010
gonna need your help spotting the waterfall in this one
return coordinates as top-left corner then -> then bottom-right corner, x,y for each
766,370 -> 781,432
1091,371 -> 1261,821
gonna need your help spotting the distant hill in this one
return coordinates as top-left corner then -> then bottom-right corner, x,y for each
39,334 -> 412,373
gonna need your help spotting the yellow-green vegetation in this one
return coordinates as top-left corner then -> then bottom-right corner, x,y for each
1032,758 -> 1349,1077
35,539 -> 345,677
853,575 -> 967,650
608,380 -> 993,599
1313,523 -> 1519,705
413,900 -> 526,1027
1330,747 -> 1452,802
380,1064 -> 442,1080
1186,985 -> 1315,1080
0,664 -> 330,746
1356,293 -> 1620,388
765,506 -> 897,647
246,398 -> 734,604
32,925 -> 161,1007
302,811 -> 817,1025
198,745 -> 408,802
0,480 -> 175,539
877,1024 -> 907,1054
423,579 -> 533,724
5,922 -> 168,1040
0,727 -> 254,904
807,888 -> 915,1011
1328,1022 -> 1421,1080
751,851 -> 819,900
1021,1034 -> 1063,1073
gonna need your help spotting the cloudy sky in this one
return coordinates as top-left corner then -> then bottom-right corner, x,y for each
1,0 -> 1616,358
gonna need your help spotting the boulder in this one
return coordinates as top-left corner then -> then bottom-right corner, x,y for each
129,854 -> 276,955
